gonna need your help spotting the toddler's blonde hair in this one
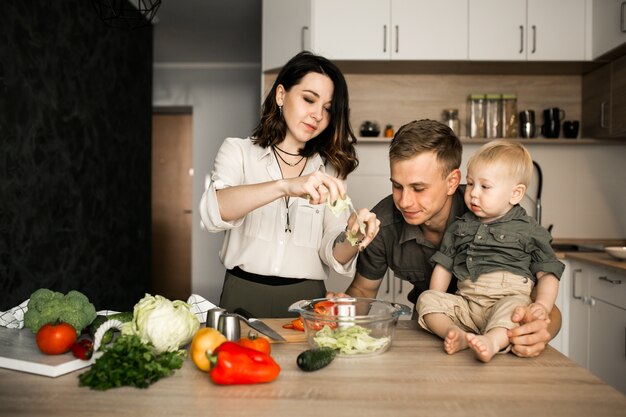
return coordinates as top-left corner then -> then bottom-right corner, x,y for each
467,140 -> 533,187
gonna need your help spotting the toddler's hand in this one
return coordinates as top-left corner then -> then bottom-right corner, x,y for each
528,302 -> 549,321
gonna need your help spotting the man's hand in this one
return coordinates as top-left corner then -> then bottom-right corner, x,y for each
507,305 -> 553,358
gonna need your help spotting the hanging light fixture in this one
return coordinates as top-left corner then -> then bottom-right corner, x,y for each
92,0 -> 162,29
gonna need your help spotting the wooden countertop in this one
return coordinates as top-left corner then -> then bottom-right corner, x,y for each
551,238 -> 626,272
565,251 -> 626,272
1,320 -> 625,417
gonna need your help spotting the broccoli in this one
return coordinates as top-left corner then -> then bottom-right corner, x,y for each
23,288 -> 97,335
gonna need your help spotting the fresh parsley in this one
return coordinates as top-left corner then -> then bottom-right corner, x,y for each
78,334 -> 185,390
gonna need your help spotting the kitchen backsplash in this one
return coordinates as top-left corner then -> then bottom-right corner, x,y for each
264,72 -> 582,139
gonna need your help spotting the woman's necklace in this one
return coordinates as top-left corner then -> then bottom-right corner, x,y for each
272,147 -> 308,233
272,145 -> 304,167
273,145 -> 301,156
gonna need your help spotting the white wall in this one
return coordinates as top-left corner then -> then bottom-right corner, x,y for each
348,142 -> 626,239
153,64 -> 261,304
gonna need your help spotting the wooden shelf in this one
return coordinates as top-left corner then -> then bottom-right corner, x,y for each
355,137 -> 626,145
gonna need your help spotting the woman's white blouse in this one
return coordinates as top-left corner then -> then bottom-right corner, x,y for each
199,137 -> 356,281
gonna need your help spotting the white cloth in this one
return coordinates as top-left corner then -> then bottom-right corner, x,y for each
0,294 -> 218,329
199,137 -> 357,280
0,300 -> 28,329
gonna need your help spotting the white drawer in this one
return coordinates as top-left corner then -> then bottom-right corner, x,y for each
589,267 -> 626,310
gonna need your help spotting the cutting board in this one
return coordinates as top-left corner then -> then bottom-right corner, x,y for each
0,327 -> 94,377
239,318 -> 307,344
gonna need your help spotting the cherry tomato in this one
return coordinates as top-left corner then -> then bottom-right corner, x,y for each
36,323 -> 77,355
71,338 -> 94,360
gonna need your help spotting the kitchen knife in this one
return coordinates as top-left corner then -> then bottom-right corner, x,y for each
233,308 -> 286,342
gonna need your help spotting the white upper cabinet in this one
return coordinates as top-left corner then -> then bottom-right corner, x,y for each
469,0 -> 587,61
391,0 -> 468,60
263,0 -> 590,70
312,0 -> 391,60
263,0 -> 468,69
262,0 -> 311,71
590,0 -> 626,59
312,0 -> 469,60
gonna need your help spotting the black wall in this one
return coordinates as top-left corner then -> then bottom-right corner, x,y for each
0,1 -> 152,311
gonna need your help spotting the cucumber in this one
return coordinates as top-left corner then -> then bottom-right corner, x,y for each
297,347 -> 337,372
88,312 -> 133,346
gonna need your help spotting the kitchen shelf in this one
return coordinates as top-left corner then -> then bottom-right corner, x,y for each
355,137 -> 626,145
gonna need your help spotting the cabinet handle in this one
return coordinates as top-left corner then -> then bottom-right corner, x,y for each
519,25 -> 524,53
600,101 -> 607,128
622,2 -> 626,32
301,26 -> 309,51
599,275 -> 622,285
531,25 -> 537,53
383,25 -> 387,53
395,25 -> 399,53
398,277 -> 403,294
572,268 -> 583,300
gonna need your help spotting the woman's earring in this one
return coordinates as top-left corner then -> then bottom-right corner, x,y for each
278,105 -> 283,117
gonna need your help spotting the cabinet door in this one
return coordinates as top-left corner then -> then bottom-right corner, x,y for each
591,0 -> 626,59
469,0 -> 526,61
527,0 -> 586,61
568,265 -> 590,368
312,0 -> 391,60
611,54 -> 626,137
391,0 -> 468,60
589,299 -> 626,395
262,0 -> 312,71
582,63 -> 612,138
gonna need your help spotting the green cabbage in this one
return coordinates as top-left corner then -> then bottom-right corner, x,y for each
122,294 -> 199,354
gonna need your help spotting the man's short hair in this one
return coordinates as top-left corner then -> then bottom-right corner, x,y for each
389,119 -> 462,178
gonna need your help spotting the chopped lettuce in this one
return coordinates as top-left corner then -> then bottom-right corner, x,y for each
327,195 -> 351,217
313,325 -> 390,355
328,195 -> 366,247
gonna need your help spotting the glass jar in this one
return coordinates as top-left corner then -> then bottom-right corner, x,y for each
502,94 -> 518,138
486,93 -> 502,138
442,109 -> 460,136
384,124 -> 394,138
468,94 -> 486,139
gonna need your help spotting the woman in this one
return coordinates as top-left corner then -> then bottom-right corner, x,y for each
199,51 -> 380,318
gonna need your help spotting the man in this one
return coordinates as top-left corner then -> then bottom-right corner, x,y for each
342,119 -> 559,357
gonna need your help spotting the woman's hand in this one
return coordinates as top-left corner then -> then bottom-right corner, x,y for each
347,208 -> 380,251
283,171 -> 346,205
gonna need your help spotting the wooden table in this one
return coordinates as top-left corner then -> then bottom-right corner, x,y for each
1,320 -> 625,417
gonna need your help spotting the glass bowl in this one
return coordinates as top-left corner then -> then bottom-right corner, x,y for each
289,297 -> 411,357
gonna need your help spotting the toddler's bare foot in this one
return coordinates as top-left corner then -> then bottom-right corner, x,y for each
443,326 -> 469,354
466,333 -> 500,363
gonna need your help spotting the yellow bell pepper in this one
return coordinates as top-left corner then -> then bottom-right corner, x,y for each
190,327 -> 227,372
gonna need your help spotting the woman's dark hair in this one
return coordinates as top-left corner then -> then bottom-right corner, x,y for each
251,51 -> 358,179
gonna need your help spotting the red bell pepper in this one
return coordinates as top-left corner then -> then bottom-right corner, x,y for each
209,342 -> 280,385
282,316 -> 305,331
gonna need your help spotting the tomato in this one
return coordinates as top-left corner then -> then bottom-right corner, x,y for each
237,331 -> 271,355
190,327 -> 227,372
36,323 -> 77,355
71,338 -> 94,360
